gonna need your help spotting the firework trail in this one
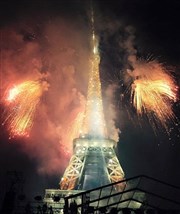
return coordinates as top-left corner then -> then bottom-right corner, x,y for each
2,80 -> 49,138
127,59 -> 178,130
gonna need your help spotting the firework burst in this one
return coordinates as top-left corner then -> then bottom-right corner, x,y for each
3,80 -> 49,138
127,60 -> 178,130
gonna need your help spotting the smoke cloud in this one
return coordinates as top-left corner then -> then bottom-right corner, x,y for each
0,15 -> 89,175
104,84 -> 120,143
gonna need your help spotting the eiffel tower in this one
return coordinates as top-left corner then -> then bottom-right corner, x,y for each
59,9 -> 125,192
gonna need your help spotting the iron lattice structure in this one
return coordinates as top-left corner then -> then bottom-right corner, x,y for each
60,138 -> 125,191
82,48 -> 107,138
60,26 -> 125,191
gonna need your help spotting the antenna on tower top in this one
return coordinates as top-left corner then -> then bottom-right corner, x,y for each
90,0 -> 98,54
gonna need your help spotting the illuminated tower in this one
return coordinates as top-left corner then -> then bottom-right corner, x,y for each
59,11 -> 125,192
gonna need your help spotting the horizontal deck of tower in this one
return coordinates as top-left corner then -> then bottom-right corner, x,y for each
73,137 -> 116,149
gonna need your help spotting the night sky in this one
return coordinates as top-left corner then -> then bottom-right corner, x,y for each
0,0 -> 180,205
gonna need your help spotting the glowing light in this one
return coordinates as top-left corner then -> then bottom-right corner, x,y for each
82,3 -> 107,137
82,26 -> 107,137
3,80 -> 49,138
128,60 -> 178,129
6,86 -> 19,102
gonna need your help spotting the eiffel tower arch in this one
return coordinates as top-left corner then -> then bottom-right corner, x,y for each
60,137 -> 125,191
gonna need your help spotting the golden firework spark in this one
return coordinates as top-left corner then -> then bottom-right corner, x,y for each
3,80 -> 49,138
129,60 -> 178,129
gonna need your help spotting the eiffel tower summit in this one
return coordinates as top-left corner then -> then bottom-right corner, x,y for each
44,7 -> 126,211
